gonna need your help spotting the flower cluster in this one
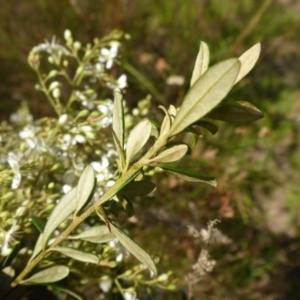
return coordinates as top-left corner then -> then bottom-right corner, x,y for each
0,30 -> 173,299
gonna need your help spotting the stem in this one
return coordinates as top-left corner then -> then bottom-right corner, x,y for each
10,134 -> 168,287
37,72 -> 61,116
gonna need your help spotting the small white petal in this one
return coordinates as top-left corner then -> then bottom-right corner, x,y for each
99,277 -> 113,293
62,184 -> 72,194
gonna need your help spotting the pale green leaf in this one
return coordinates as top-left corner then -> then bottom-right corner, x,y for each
159,106 -> 172,138
206,101 -> 264,122
150,144 -> 188,163
43,187 -> 77,247
50,247 -> 99,264
69,225 -> 116,243
150,122 -> 159,139
190,41 -> 209,86
170,58 -> 240,136
110,223 -> 157,277
76,165 -> 95,214
29,233 -> 44,261
235,43 -> 261,84
120,180 -> 156,196
125,119 -> 152,164
159,165 -> 217,186
113,90 -> 125,148
21,266 -> 69,284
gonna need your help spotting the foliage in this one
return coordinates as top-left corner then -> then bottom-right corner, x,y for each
0,30 -> 262,299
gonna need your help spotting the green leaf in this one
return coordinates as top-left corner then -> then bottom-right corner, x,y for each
235,43 -> 261,84
49,247 -> 99,264
159,106 -> 172,138
193,120 -> 218,135
206,101 -> 264,122
29,233 -> 44,261
121,196 -> 135,218
110,223 -> 157,277
150,122 -> 159,139
30,216 -> 45,233
190,41 -> 210,86
170,58 -> 240,136
150,144 -> 188,163
113,90 -> 125,148
69,225 -> 116,243
76,165 -> 95,214
120,180 -> 156,196
125,119 -> 152,164
183,127 -> 200,147
21,266 -> 69,284
159,165 -> 217,186
43,187 -> 77,247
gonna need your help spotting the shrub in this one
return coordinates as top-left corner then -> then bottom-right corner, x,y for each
0,30 -> 262,299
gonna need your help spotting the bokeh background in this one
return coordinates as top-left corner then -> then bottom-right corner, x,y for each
1,0 -> 300,299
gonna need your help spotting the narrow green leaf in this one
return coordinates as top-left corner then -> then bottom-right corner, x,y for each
112,131 -> 126,171
29,233 -> 44,261
43,187 -> 77,247
159,165 -> 217,186
206,101 -> 264,122
190,41 -> 210,86
50,247 -> 99,264
193,120 -> 218,135
125,119 -> 152,164
21,266 -> 69,284
30,216 -> 45,234
120,181 -> 156,196
110,223 -> 157,277
170,58 -> 240,136
235,43 -> 261,84
113,90 -> 125,148
69,225 -> 116,243
76,165 -> 95,214
150,144 -> 188,163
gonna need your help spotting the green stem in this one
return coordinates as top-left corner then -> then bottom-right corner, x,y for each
37,71 -> 61,116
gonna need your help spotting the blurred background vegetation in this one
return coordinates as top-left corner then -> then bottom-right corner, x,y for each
1,0 -> 300,299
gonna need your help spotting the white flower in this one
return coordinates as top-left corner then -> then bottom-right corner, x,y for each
7,152 -> 21,189
33,36 -> 70,55
99,41 -> 119,69
62,184 -> 72,194
1,220 -> 17,256
106,74 -> 127,91
97,100 -> 114,127
19,125 -> 35,139
108,239 -> 130,263
99,276 -> 113,293
91,156 -> 113,182
124,291 -> 138,300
